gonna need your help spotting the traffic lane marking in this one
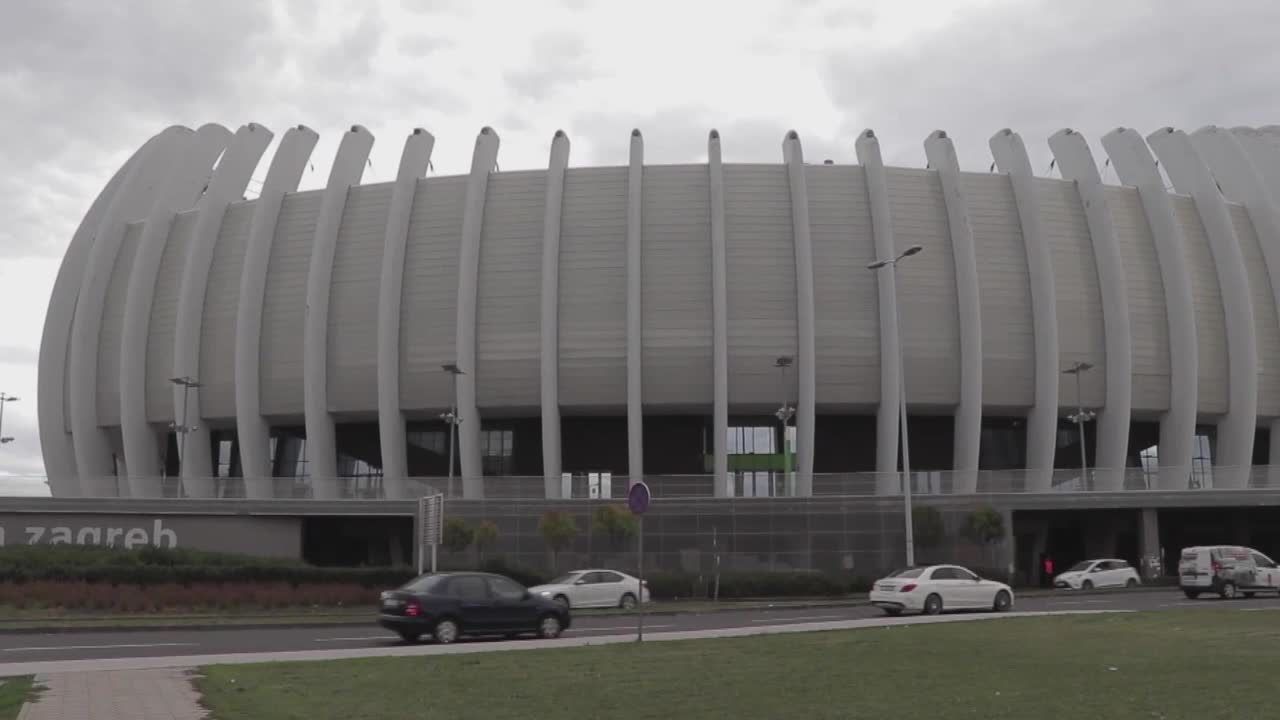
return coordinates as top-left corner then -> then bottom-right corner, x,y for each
750,614 -> 846,623
3,642 -> 197,653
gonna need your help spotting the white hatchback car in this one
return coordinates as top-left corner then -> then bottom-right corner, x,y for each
528,569 -> 650,609
1053,559 -> 1141,591
869,565 -> 1015,616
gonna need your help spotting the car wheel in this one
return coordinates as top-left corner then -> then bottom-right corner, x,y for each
619,593 -> 638,610
398,630 -> 421,643
1220,582 -> 1238,600
1183,590 -> 1200,600
433,618 -> 461,644
881,607 -> 903,617
1126,578 -> 1138,588
538,614 -> 563,639
923,594 -> 943,616
992,590 -> 1012,613
554,594 -> 570,609
1081,580 -> 1094,591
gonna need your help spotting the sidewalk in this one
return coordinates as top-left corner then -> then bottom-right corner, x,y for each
18,669 -> 205,720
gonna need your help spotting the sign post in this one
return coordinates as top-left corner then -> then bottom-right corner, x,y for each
627,480 -> 651,642
417,494 -> 444,576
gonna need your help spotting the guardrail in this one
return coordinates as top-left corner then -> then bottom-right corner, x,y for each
2,464 -> 1278,499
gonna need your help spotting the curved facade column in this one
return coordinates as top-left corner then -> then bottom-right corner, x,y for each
1148,128 -> 1257,488
69,126 -> 193,496
120,124 -> 235,494
234,127 -> 319,498
709,130 -> 730,497
989,129 -> 1059,492
539,131 -> 569,498
924,131 -> 982,492
302,126 -> 375,499
781,131 -> 816,496
1102,128 -> 1198,490
1048,129 -> 1132,490
376,129 -> 435,499
1191,126 -> 1280,485
39,145 -> 149,495
855,130 -> 902,495
626,129 -> 645,484
454,127 -> 500,498
171,124 -> 273,498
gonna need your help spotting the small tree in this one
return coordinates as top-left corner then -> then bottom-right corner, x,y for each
473,520 -> 499,562
442,517 -> 474,555
539,511 -> 578,573
593,505 -> 638,551
963,506 -> 1005,546
912,505 -> 945,551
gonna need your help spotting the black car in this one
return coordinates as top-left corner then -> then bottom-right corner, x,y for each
378,572 -> 571,644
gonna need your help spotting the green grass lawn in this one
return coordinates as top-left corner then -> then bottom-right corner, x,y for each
0,676 -> 36,720
197,610 -> 1280,720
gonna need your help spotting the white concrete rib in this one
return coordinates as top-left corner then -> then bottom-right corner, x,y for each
1048,129 -> 1132,490
1147,128 -> 1257,488
234,127 -> 319,497
1102,128 -> 1197,490
626,129 -> 645,484
989,129 -> 1060,491
709,130 -> 731,497
782,131 -> 816,496
120,124 -> 237,494
454,127 -> 500,497
69,127 -> 193,496
855,130 -> 902,494
924,131 -> 982,492
539,131 -> 570,498
376,129 -> 435,498
302,126 -> 374,499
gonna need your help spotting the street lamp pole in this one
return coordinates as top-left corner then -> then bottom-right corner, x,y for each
168,377 -> 201,485
1063,362 -> 1096,487
774,356 -> 795,497
0,393 -> 19,446
441,364 -> 465,498
868,244 -> 923,567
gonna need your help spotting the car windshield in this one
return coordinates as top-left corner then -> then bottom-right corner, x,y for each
888,568 -> 924,579
1068,561 -> 1092,572
549,573 -> 580,585
400,574 -> 446,593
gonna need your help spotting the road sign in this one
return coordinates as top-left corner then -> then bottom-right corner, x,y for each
627,481 -> 650,515
417,494 -> 444,575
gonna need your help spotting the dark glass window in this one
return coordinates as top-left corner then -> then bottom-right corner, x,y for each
448,576 -> 489,601
487,576 -> 525,600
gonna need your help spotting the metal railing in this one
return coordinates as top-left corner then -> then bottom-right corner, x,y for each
4,464 -> 1280,500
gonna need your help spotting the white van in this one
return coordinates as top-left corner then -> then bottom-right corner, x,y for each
1178,545 -> 1280,599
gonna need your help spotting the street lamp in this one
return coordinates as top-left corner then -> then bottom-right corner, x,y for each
774,356 -> 795,497
867,244 -> 923,567
440,363 -> 465,498
1062,361 -> 1096,487
0,393 -> 18,446
169,377 -> 201,482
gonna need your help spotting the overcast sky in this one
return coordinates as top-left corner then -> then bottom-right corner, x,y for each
2,0 -> 1279,484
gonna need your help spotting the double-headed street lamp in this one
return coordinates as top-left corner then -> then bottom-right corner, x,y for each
0,393 -> 19,445
868,244 -> 923,567
774,356 -> 795,497
1062,361 -> 1096,486
169,377 -> 201,483
441,363 -> 466,498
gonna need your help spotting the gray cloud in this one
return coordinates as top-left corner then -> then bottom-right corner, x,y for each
821,0 -> 1280,172
503,31 -> 591,101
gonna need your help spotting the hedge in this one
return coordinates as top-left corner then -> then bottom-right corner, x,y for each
645,571 -> 873,600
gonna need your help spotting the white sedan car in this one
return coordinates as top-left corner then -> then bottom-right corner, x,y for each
869,564 -> 1014,616
1053,559 -> 1141,590
528,569 -> 651,609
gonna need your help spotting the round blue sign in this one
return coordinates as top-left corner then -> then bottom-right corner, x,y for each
627,481 -> 651,515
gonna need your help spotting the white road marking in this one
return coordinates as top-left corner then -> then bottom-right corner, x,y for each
570,624 -> 675,632
750,614 -> 845,623
3,642 -> 196,653
315,636 -> 397,643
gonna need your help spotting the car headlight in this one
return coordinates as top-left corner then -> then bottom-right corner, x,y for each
539,591 -> 551,596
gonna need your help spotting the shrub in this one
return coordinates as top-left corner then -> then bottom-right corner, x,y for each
441,518 -> 474,554
592,505 -> 638,551
477,557 -> 547,588
473,521 -> 499,561
644,571 -> 869,601
963,506 -> 1005,546
538,511 -> 578,572
912,506 -> 945,549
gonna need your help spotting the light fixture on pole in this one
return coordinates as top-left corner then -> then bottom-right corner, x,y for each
169,377 -> 201,484
440,363 -> 465,498
774,356 -> 795,497
867,244 -> 923,567
1062,361 -> 1096,487
0,393 -> 19,445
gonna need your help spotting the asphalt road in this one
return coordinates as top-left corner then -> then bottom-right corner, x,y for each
0,589 -> 1272,664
